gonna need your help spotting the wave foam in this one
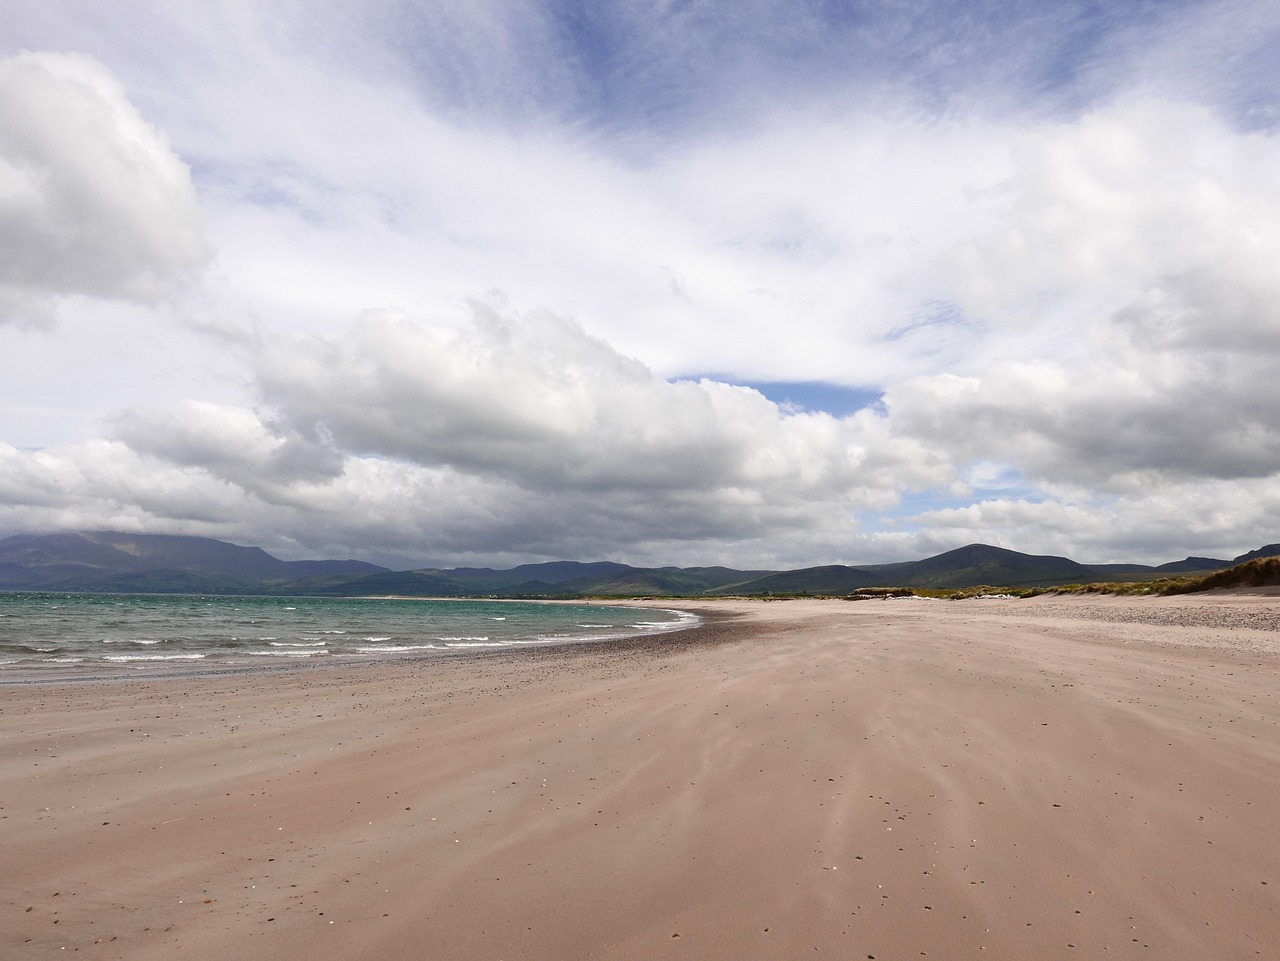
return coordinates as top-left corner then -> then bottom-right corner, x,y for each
246,650 -> 324,658
352,643 -> 441,653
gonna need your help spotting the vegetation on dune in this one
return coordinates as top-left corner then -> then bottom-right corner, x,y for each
875,557 -> 1280,600
1162,556 -> 1280,593
1039,557 -> 1280,596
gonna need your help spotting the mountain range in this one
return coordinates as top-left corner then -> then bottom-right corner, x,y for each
0,530 -> 1277,597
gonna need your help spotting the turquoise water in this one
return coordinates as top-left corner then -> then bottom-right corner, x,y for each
0,593 -> 697,682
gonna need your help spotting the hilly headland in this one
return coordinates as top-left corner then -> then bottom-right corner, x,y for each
0,530 -> 1277,597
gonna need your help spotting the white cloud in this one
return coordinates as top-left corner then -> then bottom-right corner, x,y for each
879,100 -> 1280,491
253,301 -> 950,495
897,474 -> 1280,565
947,101 -> 1280,331
0,52 -> 209,326
0,439 -> 247,530
0,304 -> 954,566
112,400 -> 345,492
184,87 -> 1280,396
2,5 -> 1280,569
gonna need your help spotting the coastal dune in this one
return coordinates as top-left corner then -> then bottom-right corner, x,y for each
4,596 -> 1278,959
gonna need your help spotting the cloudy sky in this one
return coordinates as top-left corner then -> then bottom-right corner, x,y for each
2,0 -> 1279,570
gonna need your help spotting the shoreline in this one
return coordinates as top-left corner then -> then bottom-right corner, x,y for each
0,597 -> 708,688
4,595 -> 1278,959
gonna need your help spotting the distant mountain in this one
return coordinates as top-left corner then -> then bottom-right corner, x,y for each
880,543 -> 1097,588
1152,556 -> 1232,573
1080,563 -> 1153,576
423,561 -> 639,594
706,565 -> 888,595
0,531 -> 1275,597
389,562 -> 773,597
306,569 -> 466,597
710,544 -> 1096,594
0,531 -> 386,594
1234,544 -> 1280,563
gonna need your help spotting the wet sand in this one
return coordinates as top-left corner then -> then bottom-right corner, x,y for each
3,595 -> 1278,959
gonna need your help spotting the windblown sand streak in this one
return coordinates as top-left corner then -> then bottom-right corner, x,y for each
3,595 -> 1277,959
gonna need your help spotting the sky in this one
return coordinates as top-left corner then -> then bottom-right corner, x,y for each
2,0 -> 1280,570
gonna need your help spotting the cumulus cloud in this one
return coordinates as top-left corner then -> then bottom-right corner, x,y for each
182,85 -> 1280,394
3,4 -> 1280,568
0,52 -> 208,326
898,473 -> 1280,565
0,303 -> 959,565
253,301 -> 949,494
0,439 -> 247,530
4,277 -> 1280,566
882,100 -> 1280,489
947,101 -> 1280,330
112,401 -> 346,494
7,89 -> 1280,566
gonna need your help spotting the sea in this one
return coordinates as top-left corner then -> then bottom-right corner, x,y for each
0,593 -> 698,683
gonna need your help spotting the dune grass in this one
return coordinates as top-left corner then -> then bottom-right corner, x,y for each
831,557 -> 1280,600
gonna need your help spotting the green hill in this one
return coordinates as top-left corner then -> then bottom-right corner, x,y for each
0,531 -> 386,594
1,531 -> 1275,597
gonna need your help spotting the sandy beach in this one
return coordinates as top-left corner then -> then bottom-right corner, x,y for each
3,594 -> 1278,960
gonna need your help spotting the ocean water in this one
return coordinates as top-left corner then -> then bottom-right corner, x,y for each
0,593 -> 698,682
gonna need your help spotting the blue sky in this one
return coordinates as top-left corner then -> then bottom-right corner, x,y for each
1,0 -> 1279,568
